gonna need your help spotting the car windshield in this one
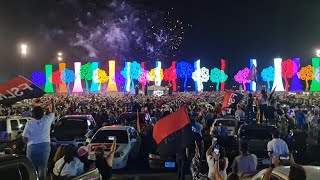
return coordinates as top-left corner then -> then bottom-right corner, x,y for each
240,128 -> 273,140
0,120 -> 6,131
216,120 -> 236,127
91,130 -> 128,144
56,117 -> 88,130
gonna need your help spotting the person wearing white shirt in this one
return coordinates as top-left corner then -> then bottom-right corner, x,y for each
22,98 -> 56,180
53,145 -> 84,178
206,138 -> 228,180
267,131 -> 289,158
235,105 -> 245,120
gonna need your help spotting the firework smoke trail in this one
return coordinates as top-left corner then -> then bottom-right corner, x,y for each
42,0 -> 190,63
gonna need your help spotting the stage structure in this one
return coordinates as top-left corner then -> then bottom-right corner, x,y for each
44,64 -> 54,93
107,60 -> 118,92
272,58 -> 285,91
310,58 -> 320,92
59,63 -> 68,93
72,62 -> 83,93
90,62 -> 100,92
290,58 -> 302,91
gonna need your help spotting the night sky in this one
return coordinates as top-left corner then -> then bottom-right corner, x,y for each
1,0 -> 320,88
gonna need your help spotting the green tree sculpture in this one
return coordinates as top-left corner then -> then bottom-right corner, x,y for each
80,62 -> 93,91
210,68 -> 228,91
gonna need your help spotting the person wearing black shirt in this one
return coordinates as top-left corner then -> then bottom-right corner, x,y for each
265,100 -> 277,125
246,93 -> 254,120
94,138 -> 116,180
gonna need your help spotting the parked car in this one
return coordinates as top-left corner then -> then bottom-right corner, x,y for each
0,154 -> 101,180
237,124 -> 276,168
87,125 -> 141,169
148,139 -> 177,170
51,115 -> 96,147
246,166 -> 320,180
0,116 -> 32,141
114,112 -> 151,129
210,118 -> 242,137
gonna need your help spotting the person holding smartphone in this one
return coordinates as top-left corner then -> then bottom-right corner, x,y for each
206,138 -> 228,180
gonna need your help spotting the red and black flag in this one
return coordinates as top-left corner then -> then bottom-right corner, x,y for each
0,76 -> 45,105
153,106 -> 192,157
222,90 -> 244,108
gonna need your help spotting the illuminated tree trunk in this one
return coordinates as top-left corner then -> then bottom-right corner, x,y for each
184,77 -> 187,91
306,80 -> 309,91
131,79 -> 135,90
242,82 -> 246,91
67,83 -> 70,90
85,80 -> 89,91
267,81 -> 270,91
216,82 -> 220,91
284,77 -> 289,91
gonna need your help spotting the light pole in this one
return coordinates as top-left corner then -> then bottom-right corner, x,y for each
20,44 -> 28,76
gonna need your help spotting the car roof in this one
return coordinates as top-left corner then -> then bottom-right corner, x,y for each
100,125 -> 132,131
63,115 -> 92,118
274,166 -> 320,180
240,124 -> 276,130
120,112 -> 146,116
0,154 -> 23,161
215,118 -> 237,121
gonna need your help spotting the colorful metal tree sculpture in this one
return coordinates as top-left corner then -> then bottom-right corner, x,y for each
61,68 -> 75,91
261,66 -> 275,91
176,61 -> 194,91
281,59 -> 295,91
234,67 -> 251,91
52,70 -> 62,92
80,62 -> 93,91
31,70 -> 46,87
298,65 -> 314,91
210,68 -> 228,91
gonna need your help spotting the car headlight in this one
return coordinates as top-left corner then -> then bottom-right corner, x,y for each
114,151 -> 124,158
149,154 -> 160,159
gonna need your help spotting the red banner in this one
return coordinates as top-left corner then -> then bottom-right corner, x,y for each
0,76 -> 45,105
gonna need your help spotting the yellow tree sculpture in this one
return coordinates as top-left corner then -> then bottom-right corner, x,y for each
147,68 -> 164,83
298,65 -> 314,91
97,68 -> 109,87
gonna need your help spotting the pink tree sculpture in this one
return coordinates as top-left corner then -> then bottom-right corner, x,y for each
138,69 -> 150,87
234,67 -> 251,91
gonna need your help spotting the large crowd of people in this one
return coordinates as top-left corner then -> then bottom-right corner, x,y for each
1,90 -> 320,180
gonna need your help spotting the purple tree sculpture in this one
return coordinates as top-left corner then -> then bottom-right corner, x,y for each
176,61 -> 194,91
31,71 -> 46,87
114,71 -> 126,91
234,67 -> 251,91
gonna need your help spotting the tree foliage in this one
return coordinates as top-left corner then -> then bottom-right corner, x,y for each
176,61 -> 194,91
210,68 -> 228,91
234,67 -> 251,91
97,68 -> 109,85
298,65 -> 314,91
138,69 -> 150,86
61,68 -> 75,90
80,62 -> 93,91
261,66 -> 275,91
281,59 -> 295,91
192,67 -> 210,91
31,71 -> 46,87
147,68 -> 164,82
164,65 -> 177,83
52,70 -> 62,92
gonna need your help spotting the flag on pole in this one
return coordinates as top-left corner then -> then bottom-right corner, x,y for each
246,65 -> 258,82
153,106 -> 192,156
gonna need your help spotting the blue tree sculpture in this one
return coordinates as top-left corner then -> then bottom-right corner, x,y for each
31,71 -> 46,87
176,61 -> 194,91
121,61 -> 142,90
61,68 -> 75,90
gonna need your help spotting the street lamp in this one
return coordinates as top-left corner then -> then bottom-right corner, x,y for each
20,44 -> 28,76
316,49 -> 320,57
57,51 -> 63,61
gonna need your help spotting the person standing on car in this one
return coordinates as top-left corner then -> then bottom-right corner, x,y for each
232,142 -> 257,176
258,90 -> 268,124
246,93 -> 254,121
267,131 -> 289,159
22,98 -> 56,180
94,138 -> 117,180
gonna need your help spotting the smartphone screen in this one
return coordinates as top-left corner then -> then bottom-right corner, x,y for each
108,136 -> 115,141
213,146 -> 219,154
